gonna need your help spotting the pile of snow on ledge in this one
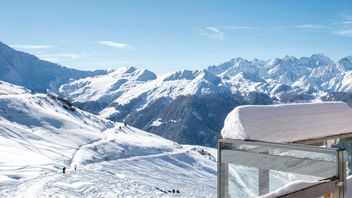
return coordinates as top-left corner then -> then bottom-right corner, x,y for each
221,102 -> 352,143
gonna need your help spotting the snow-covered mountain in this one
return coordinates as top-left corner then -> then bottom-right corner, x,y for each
0,81 -> 216,197
59,66 -> 157,114
1,41 -> 352,146
0,42 -> 106,92
58,54 -> 352,146
59,67 -> 236,146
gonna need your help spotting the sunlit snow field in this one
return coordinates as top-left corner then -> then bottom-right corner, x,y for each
0,81 -> 216,197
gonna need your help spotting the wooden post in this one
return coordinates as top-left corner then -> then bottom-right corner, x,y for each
323,193 -> 331,198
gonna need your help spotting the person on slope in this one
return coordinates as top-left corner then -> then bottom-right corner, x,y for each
74,164 -> 77,171
63,166 -> 66,174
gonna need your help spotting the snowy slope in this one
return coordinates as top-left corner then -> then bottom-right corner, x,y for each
59,67 -> 157,105
57,54 -> 352,146
60,68 -> 225,117
0,42 -> 106,92
0,81 -> 216,197
59,68 -> 234,146
59,54 -> 352,112
3,39 -> 352,146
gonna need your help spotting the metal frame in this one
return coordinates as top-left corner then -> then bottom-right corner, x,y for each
279,180 -> 339,198
220,138 -> 338,154
338,149 -> 346,198
218,139 -> 346,198
293,133 -> 352,145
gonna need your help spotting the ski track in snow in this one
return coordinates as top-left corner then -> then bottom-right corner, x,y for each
0,81 -> 217,197
1,134 -> 216,197
3,143 -> 216,198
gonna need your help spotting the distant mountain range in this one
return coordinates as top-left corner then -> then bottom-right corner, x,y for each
0,42 -> 106,92
1,41 -> 352,146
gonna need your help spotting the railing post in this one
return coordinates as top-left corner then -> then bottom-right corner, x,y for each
259,168 -> 269,195
217,140 -> 221,198
337,149 -> 346,198
218,140 -> 228,198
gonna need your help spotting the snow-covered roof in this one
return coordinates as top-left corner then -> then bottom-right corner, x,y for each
221,102 -> 352,143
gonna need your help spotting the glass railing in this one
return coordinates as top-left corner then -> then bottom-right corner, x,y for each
218,139 -> 343,198
312,137 -> 352,176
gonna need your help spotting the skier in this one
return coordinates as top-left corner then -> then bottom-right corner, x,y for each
172,189 -> 175,193
200,149 -> 205,155
74,164 -> 77,171
176,189 -> 180,193
124,122 -> 127,127
63,166 -> 66,174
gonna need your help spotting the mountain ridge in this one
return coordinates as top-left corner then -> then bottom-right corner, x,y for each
59,53 -> 352,146
0,41 -> 107,92
1,41 -> 352,146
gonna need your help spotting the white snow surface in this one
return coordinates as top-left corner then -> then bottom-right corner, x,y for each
261,176 -> 352,197
221,102 -> 352,143
150,118 -> 163,127
57,54 -> 352,120
0,81 -> 216,197
259,180 -> 324,198
59,66 -> 156,105
60,68 -> 225,117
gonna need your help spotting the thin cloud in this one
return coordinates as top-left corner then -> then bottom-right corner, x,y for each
333,11 -> 352,26
196,26 -> 224,40
294,24 -> 330,29
11,44 -> 52,49
98,41 -> 129,49
223,26 -> 257,30
206,26 -> 222,33
340,21 -> 352,25
338,10 -> 352,20
38,53 -> 80,62
334,29 -> 352,36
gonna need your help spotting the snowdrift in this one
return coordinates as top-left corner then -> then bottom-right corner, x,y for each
221,102 -> 352,143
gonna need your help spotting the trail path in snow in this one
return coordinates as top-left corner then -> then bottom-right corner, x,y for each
3,126 -> 216,198
8,167 -> 169,198
0,81 -> 217,197
6,148 -> 213,198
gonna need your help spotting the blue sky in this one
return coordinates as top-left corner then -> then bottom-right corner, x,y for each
1,0 -> 352,73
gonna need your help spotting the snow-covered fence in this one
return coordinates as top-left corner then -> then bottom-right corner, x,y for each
218,102 -> 352,198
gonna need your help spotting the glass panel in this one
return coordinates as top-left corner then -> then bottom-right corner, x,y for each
309,137 -> 352,176
222,141 -> 338,197
228,164 -> 258,198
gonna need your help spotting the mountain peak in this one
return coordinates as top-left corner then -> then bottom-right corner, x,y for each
124,66 -> 138,73
308,53 -> 333,67
341,55 -> 352,61
0,41 -> 13,49
104,66 -> 157,82
337,56 -> 352,71
0,41 -> 106,92
283,55 -> 297,60
163,69 -> 201,81
229,57 -> 245,62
